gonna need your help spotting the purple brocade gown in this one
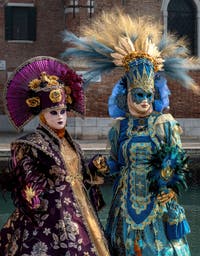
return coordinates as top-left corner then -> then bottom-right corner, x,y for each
0,124 -> 110,256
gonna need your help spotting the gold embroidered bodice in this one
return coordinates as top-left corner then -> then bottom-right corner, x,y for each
60,138 -> 82,182
60,138 -> 110,256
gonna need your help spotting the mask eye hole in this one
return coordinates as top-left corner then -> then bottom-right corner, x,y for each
137,93 -> 144,98
60,109 -> 66,115
147,93 -> 152,98
50,110 -> 58,115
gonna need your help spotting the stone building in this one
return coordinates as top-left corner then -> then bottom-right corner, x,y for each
0,0 -> 200,138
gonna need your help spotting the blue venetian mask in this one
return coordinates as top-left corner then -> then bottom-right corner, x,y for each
131,88 -> 154,104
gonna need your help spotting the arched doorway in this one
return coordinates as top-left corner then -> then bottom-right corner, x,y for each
168,0 -> 197,54
161,0 -> 200,56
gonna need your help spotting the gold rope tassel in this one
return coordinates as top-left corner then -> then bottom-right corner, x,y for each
134,231 -> 143,256
134,239 -> 142,256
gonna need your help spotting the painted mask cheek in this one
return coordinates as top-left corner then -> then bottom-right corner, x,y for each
147,93 -> 154,103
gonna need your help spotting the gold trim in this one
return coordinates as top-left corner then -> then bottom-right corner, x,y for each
60,138 -> 110,256
122,51 -> 163,72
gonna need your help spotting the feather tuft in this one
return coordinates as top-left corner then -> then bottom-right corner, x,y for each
61,9 -> 200,93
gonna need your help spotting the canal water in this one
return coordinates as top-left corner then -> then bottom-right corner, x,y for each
0,156 -> 199,255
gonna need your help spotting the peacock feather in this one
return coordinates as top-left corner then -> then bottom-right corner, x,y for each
148,144 -> 189,195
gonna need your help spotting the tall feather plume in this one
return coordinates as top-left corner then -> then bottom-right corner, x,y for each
61,9 -> 200,93
61,30 -> 117,88
158,34 -> 200,92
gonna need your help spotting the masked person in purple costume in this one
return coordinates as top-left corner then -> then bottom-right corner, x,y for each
0,56 -> 110,256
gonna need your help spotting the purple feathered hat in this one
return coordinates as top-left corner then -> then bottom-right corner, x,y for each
4,56 -> 85,131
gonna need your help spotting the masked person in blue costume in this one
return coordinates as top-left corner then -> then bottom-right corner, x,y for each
61,10 -> 200,256
105,71 -> 191,256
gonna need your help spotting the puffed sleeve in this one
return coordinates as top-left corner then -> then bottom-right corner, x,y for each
154,113 -> 183,148
10,142 -> 47,223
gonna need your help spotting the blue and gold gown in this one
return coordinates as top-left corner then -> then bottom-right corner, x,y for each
106,112 -> 191,256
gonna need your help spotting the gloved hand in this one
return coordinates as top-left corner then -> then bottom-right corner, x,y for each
88,154 -> 109,177
92,155 -> 108,173
157,189 -> 176,205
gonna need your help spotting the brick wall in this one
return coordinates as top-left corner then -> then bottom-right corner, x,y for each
0,0 -> 66,112
169,71 -> 200,118
0,0 -> 200,119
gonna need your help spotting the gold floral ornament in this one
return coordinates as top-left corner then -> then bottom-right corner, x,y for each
28,72 -> 61,91
65,86 -> 72,104
161,166 -> 174,181
49,89 -> 62,103
28,79 -> 41,90
24,185 -> 36,203
26,97 -> 40,107
23,184 -> 40,209
40,72 -> 60,87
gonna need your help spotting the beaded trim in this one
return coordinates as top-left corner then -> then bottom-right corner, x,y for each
122,51 -> 163,72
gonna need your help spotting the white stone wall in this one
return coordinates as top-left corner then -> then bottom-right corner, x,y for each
1,115 -> 200,139
68,117 -> 200,139
66,117 -> 114,139
0,115 -> 16,132
177,118 -> 200,138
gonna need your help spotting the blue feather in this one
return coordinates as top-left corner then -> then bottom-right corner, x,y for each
62,30 -> 90,49
108,78 -> 128,118
61,30 -> 117,88
164,58 -> 195,89
148,145 -> 189,195
61,48 -> 112,61
83,64 -> 116,88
